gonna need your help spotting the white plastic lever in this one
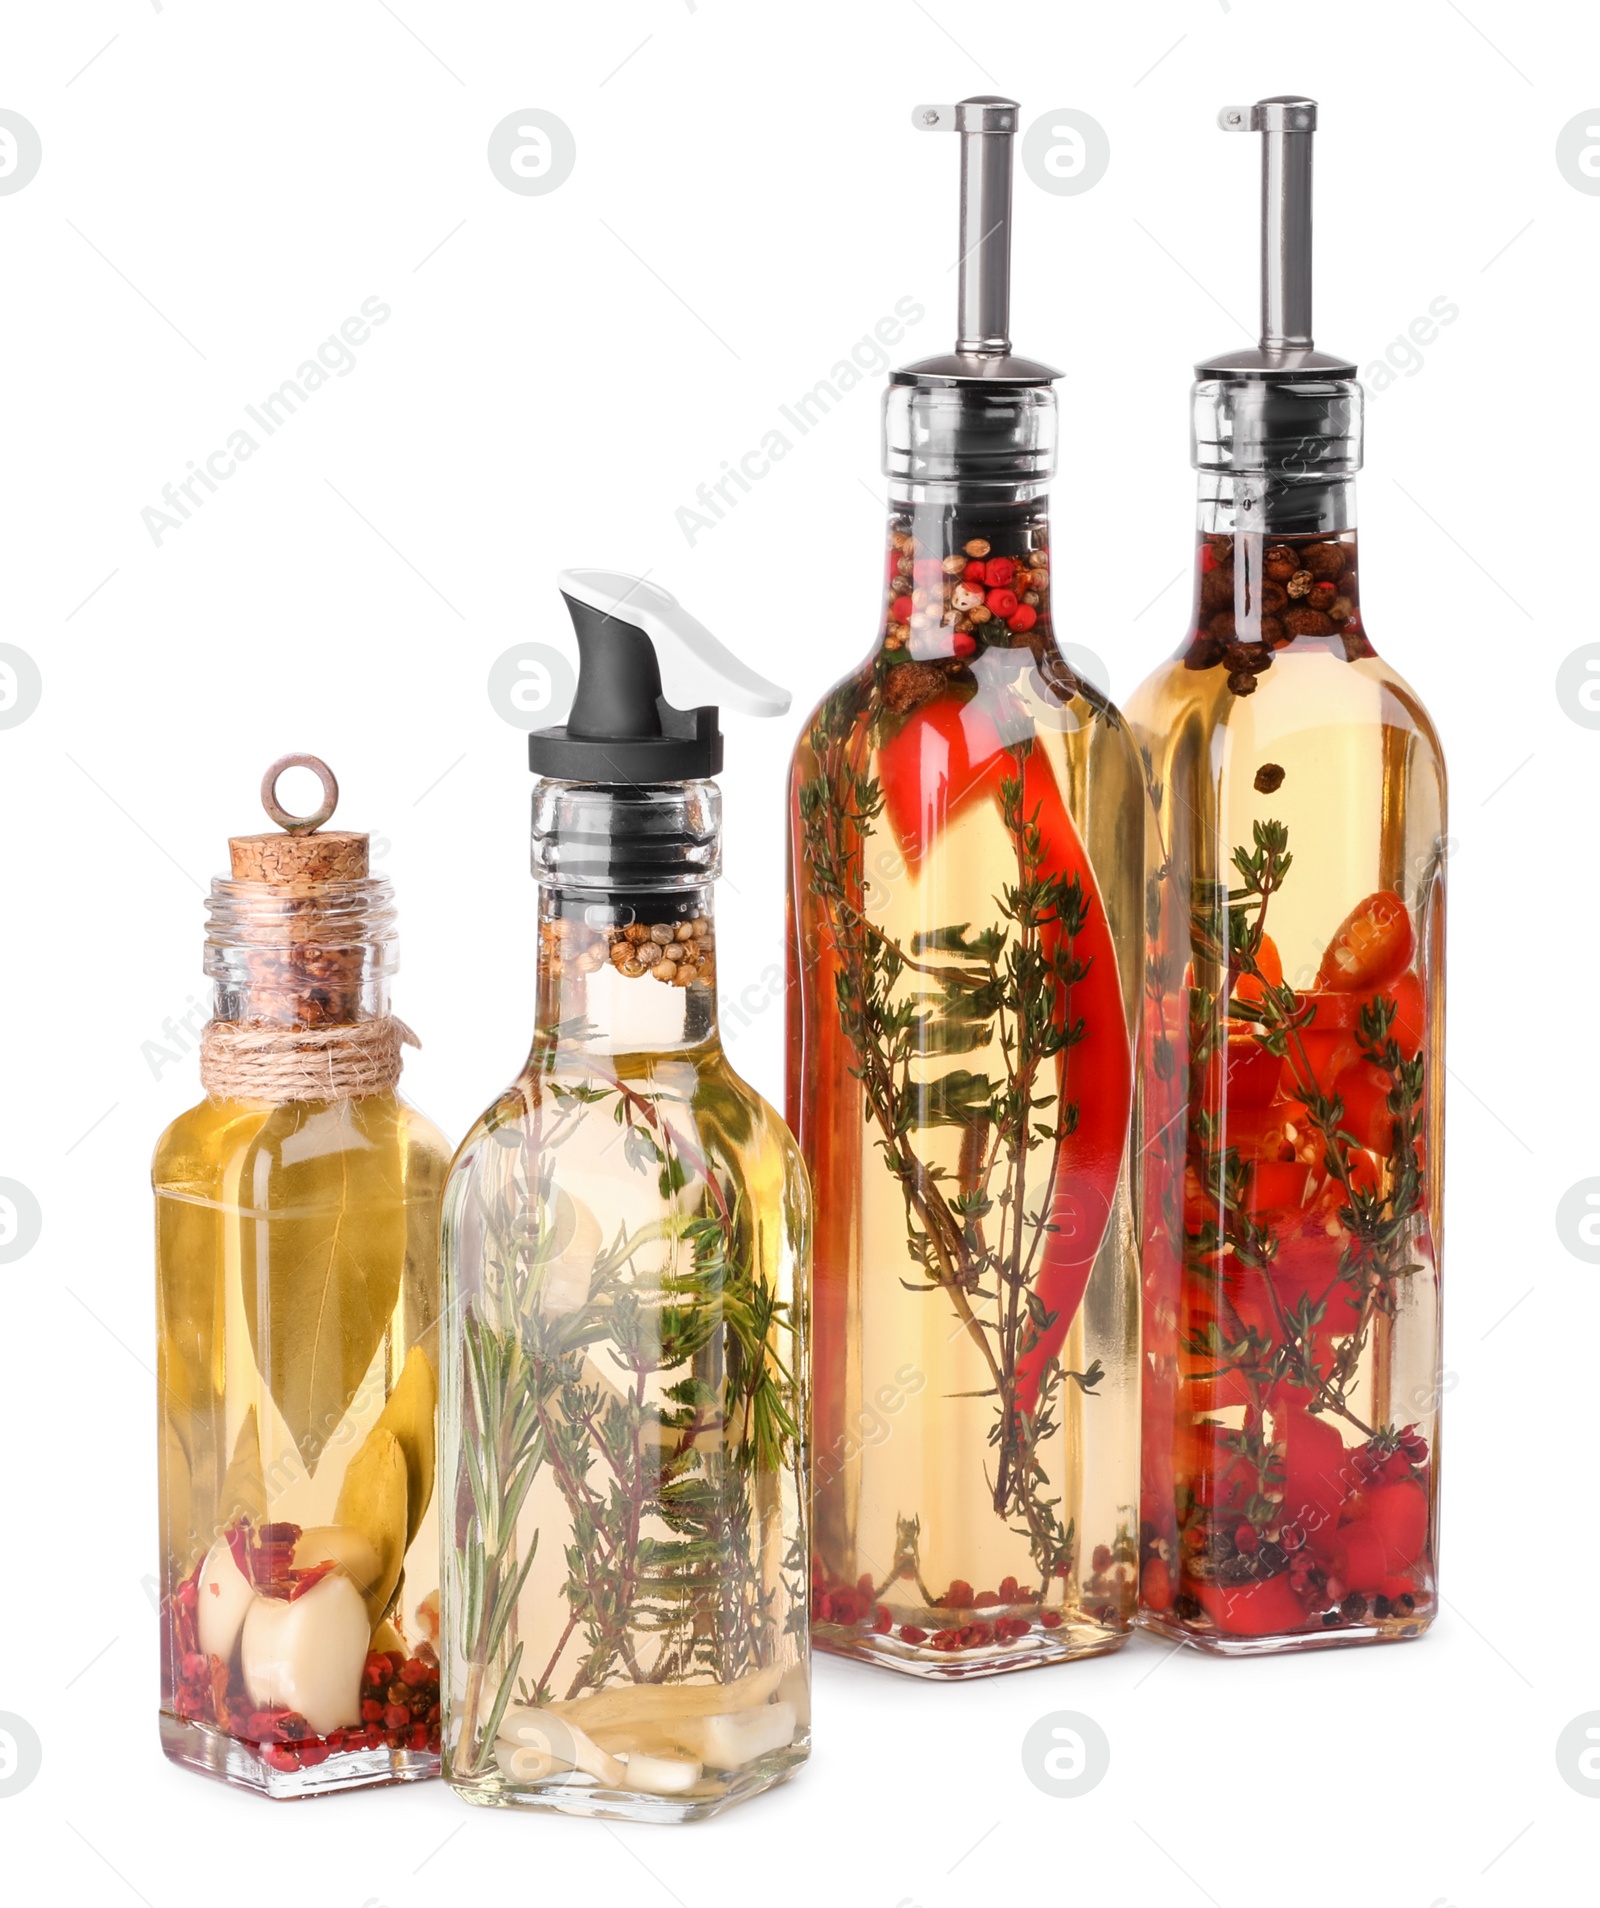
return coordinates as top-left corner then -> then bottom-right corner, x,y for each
556,569 -> 791,719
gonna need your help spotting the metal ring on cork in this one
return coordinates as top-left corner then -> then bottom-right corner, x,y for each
261,753 -> 339,834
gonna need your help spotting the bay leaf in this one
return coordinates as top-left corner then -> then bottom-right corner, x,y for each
237,1102 -> 406,1477
370,1344 -> 437,1546
333,1427 -> 408,1624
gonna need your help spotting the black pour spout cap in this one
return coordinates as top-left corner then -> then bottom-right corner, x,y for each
528,571 -> 790,785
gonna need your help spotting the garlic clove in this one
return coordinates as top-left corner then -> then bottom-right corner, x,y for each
496,1741 -> 562,1784
499,1704 -> 625,1787
623,1751 -> 702,1794
240,1569 -> 370,1737
547,1660 -> 782,1734
688,1700 -> 797,1771
293,1525 -> 383,1606
196,1535 -> 255,1664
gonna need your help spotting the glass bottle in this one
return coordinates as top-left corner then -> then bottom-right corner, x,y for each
155,756 -> 450,1795
442,572 -> 809,1821
788,98 -> 1144,1677
1129,99 -> 1446,1652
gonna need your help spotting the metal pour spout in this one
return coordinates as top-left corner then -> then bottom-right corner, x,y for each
899,97 -> 1058,386
1198,95 -> 1354,382
913,96 -> 1017,355
1220,95 -> 1317,356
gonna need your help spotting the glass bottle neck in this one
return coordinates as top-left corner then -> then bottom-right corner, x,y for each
878,490 -> 1056,669
534,886 -> 719,1054
1197,473 -> 1357,538
204,877 -> 396,1027
1182,520 -> 1370,679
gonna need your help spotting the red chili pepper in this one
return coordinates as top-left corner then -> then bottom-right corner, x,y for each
874,693 -> 1132,1414
1141,1559 -> 1174,1611
985,587 -> 1019,618
1317,890 -> 1414,990
1194,1573 -> 1307,1637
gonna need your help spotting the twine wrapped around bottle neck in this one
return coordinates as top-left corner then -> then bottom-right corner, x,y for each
200,1016 -> 419,1103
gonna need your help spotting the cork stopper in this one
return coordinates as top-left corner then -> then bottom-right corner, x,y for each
229,755 -> 369,886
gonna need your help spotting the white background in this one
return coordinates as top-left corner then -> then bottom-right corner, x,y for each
0,1 -> 1593,1903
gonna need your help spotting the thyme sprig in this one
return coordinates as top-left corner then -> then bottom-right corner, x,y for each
799,706 -> 1100,1587
1178,820 -> 1428,1512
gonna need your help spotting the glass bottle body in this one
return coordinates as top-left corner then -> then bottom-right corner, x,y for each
788,490 -> 1144,1677
1129,505 -> 1445,1652
154,880 -> 449,1796
441,861 -> 810,1822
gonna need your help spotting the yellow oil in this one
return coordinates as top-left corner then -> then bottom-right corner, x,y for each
440,1029 -> 810,1821
789,653 -> 1145,1674
154,1092 -> 449,1745
1129,559 -> 1446,1651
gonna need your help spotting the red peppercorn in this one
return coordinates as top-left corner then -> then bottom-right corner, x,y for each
998,1576 -> 1020,1602
891,594 -> 913,622
384,1704 -> 410,1731
964,559 -> 987,584
944,1579 -> 974,1608
983,557 -> 1016,588
974,1590 -> 999,1609
873,1605 -> 892,1633
399,1656 -> 430,1688
985,587 -> 1019,618
361,1699 -> 385,1723
297,1740 -> 330,1768
263,1744 -> 299,1772
1039,1609 -> 1063,1628
181,1651 -> 208,1683
363,1653 -> 389,1687
899,1625 -> 928,1645
1007,605 -> 1038,633
1091,1545 -> 1112,1572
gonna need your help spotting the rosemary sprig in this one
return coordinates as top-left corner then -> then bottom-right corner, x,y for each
451,1047 -> 801,1759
